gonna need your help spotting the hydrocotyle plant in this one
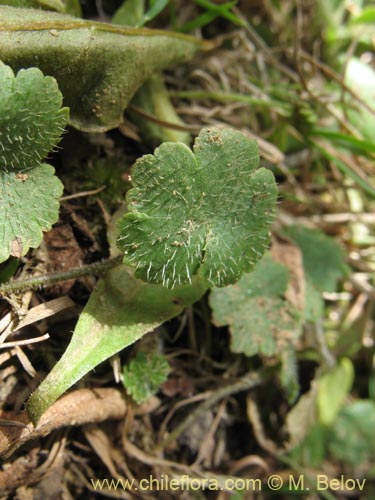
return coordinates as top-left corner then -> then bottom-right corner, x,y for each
0,3 -> 278,424
0,61 -> 68,262
0,1 -> 209,260
117,127 -> 277,288
25,127 -> 278,423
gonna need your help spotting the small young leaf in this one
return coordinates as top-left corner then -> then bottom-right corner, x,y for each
283,225 -> 348,293
117,128 -> 277,288
129,74 -> 191,145
0,164 -> 63,262
0,63 -> 69,170
123,352 -> 170,404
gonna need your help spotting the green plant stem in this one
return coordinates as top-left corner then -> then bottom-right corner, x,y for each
154,370 -> 263,451
0,255 -> 122,295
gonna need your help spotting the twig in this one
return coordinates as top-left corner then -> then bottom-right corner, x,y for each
128,104 -> 202,132
60,185 -> 106,201
0,255 -> 122,296
155,371 -> 263,450
0,388 -> 128,458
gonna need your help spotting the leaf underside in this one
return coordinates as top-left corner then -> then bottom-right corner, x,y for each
117,127 -> 277,288
0,6 -> 207,132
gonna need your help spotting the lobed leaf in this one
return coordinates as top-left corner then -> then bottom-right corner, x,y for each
123,352 -> 170,404
0,62 -> 69,170
0,6 -> 208,132
0,164 -> 63,262
0,62 -> 67,262
117,127 -> 277,288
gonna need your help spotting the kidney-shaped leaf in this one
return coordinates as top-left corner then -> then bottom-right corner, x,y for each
0,62 -> 69,169
0,164 -> 63,262
0,62 -> 67,263
117,128 -> 277,288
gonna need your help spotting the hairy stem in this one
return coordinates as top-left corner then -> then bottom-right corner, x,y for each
0,255 -> 122,296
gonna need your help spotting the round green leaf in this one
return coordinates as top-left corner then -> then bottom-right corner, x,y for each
0,62 -> 69,170
0,164 -> 63,262
117,127 -> 277,288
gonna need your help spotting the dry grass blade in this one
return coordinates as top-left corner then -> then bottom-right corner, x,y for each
0,388 -> 127,458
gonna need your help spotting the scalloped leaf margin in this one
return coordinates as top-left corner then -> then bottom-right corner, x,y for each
0,62 -> 68,262
117,127 -> 278,288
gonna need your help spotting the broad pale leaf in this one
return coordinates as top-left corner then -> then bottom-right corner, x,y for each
0,164 -> 63,262
0,62 -> 69,169
26,264 -> 207,423
0,6 -> 208,132
117,128 -> 277,288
